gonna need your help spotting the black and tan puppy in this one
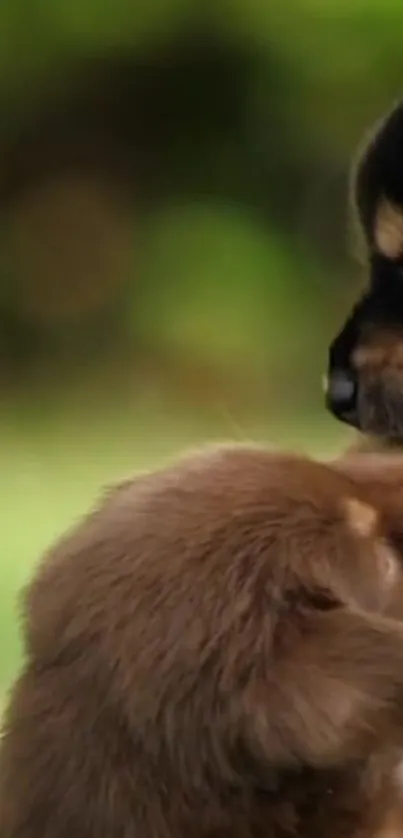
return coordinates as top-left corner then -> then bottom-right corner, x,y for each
326,100 -> 403,446
2,444 -> 403,837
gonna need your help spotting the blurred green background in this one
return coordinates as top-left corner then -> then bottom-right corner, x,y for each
0,0 -> 399,695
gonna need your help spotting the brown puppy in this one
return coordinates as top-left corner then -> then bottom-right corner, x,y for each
2,444 -> 403,838
331,449 -> 403,837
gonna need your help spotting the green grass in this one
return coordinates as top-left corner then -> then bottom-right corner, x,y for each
0,393 -> 349,696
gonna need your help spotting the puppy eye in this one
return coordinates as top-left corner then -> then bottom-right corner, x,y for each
385,532 -> 403,565
376,539 -> 399,588
306,588 -> 340,611
285,586 -> 340,612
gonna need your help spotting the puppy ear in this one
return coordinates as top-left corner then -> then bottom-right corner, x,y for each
240,606 -> 403,775
352,100 -> 403,261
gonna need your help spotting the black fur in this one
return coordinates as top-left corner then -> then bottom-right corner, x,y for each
326,101 -> 403,442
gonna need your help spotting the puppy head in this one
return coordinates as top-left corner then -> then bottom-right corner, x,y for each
146,447 -> 403,782
325,100 -> 403,441
37,445 -> 403,793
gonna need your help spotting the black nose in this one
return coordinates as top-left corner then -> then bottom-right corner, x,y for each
324,369 -> 359,426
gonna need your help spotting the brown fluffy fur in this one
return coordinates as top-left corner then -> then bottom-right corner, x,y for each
2,444 -> 403,836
